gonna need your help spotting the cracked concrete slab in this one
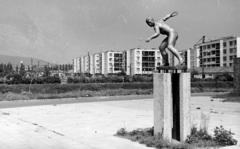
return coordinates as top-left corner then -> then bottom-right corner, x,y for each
0,96 -> 239,149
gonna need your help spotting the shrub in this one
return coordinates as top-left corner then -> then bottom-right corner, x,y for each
214,73 -> 233,81
4,92 -> 30,101
116,128 -> 127,136
116,127 -> 190,149
213,125 -> 238,146
186,126 -> 238,147
185,127 -> 213,145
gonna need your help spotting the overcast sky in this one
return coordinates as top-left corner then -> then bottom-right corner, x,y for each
0,0 -> 239,64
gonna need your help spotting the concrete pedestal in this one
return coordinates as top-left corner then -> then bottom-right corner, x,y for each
179,73 -> 191,142
153,73 -> 172,141
153,73 -> 190,142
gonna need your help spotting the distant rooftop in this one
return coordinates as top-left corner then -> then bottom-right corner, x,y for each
194,36 -> 237,46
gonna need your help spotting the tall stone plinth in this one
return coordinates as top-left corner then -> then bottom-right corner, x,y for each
179,73 -> 191,142
153,72 -> 190,142
234,58 -> 240,95
154,73 -> 172,141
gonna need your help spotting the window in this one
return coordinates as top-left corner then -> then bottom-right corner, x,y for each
212,44 -> 216,48
202,46 -> 206,50
229,63 -> 232,67
216,43 -> 220,49
223,63 -> 227,67
229,56 -> 233,60
109,53 -> 112,56
229,41 -> 233,46
234,40 -> 237,45
223,56 -> 227,61
109,58 -> 112,61
223,42 -> 226,47
223,49 -> 227,54
207,45 -> 211,49
230,48 -> 234,53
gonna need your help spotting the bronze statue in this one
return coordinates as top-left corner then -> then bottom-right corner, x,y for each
145,11 -> 183,66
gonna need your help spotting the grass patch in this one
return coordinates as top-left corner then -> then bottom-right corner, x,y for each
115,126 -> 238,149
191,87 -> 232,93
0,83 -> 153,94
1,92 -> 30,101
0,89 -> 152,101
115,127 -> 191,149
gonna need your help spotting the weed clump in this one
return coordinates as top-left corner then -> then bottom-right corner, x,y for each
116,126 -> 238,149
115,127 -> 190,149
186,126 -> 238,147
213,125 -> 238,146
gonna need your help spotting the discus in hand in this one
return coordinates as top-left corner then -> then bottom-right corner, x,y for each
171,11 -> 178,17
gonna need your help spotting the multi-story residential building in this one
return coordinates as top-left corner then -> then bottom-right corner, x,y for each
72,57 -> 81,73
80,56 -> 84,73
102,51 -> 124,75
190,36 -> 240,76
83,55 -> 90,73
192,36 -> 240,68
93,53 -> 102,74
126,48 -> 162,75
180,49 -> 191,69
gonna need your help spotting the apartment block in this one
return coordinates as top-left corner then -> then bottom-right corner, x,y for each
82,56 -> 90,73
80,56 -> 84,73
192,36 -> 240,69
102,51 -> 124,75
180,49 -> 191,69
92,53 -> 102,74
72,57 -> 81,73
126,48 -> 162,75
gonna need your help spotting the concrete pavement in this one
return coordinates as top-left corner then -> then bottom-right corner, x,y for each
0,95 -> 240,149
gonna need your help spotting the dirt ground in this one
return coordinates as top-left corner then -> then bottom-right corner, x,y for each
0,95 -> 239,149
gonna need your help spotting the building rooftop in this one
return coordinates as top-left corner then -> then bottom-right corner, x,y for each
194,36 -> 237,47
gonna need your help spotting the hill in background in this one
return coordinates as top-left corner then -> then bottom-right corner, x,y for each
0,55 -> 53,67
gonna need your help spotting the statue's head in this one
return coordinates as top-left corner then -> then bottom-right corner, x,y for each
146,17 -> 155,27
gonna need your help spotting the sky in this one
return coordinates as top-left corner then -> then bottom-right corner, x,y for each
0,0 -> 239,64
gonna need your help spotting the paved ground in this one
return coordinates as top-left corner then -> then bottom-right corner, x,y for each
0,95 -> 240,149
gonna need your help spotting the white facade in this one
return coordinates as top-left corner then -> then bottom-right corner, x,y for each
80,56 -> 84,73
90,55 -> 94,74
72,57 -> 81,73
83,56 -> 90,73
101,51 -> 124,75
192,36 -> 240,69
93,53 -> 102,74
126,48 -> 162,75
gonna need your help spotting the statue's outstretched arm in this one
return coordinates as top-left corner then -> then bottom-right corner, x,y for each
162,11 -> 178,21
145,26 -> 160,42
